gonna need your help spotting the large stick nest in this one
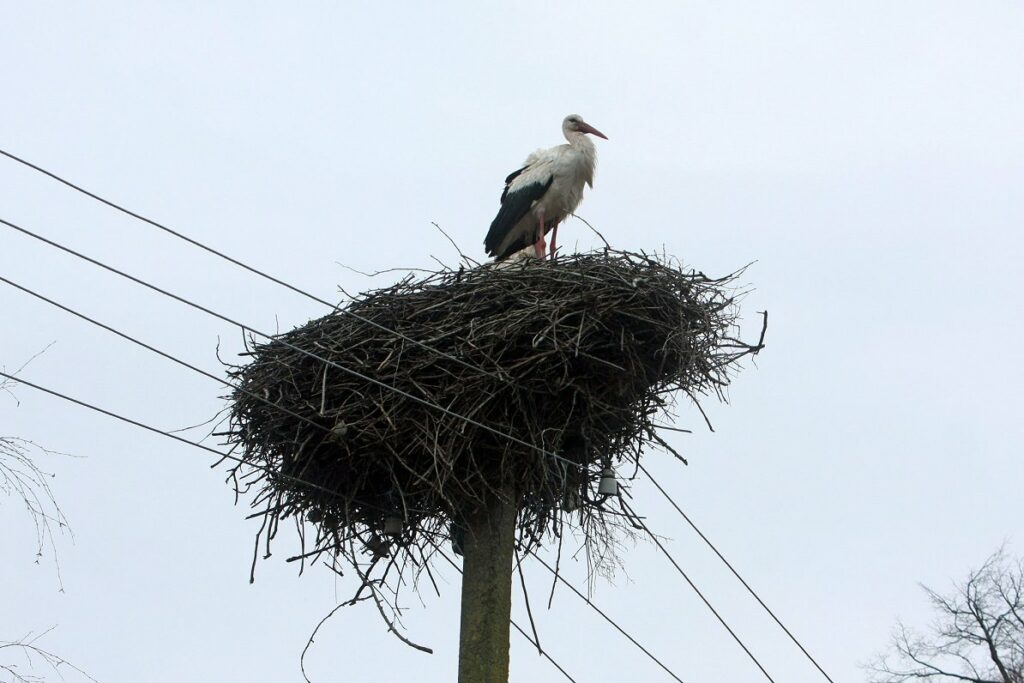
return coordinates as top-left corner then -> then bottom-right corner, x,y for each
222,249 -> 760,578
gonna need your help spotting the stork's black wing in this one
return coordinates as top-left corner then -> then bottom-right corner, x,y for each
484,171 -> 554,259
500,166 -> 528,203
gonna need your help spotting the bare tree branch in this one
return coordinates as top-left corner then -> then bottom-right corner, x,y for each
2,352 -> 97,683
0,627 -> 99,683
867,548 -> 1024,683
1,354 -> 73,589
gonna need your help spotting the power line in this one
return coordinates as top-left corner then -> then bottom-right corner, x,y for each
0,216 -> 581,472
508,621 -> 576,683
431,547 -> 578,683
0,370 -> 335,501
437,541 -> 694,683
0,273 -> 327,435
0,148 -> 503,381
526,551 -> 687,683
619,498 -> 776,683
638,462 -> 835,683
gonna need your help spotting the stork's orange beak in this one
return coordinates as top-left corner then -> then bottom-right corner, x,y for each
579,122 -> 608,140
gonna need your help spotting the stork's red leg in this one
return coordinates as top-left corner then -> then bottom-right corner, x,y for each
533,209 -> 546,258
549,223 -> 558,259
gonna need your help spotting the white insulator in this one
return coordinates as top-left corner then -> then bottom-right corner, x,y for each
598,467 -> 618,496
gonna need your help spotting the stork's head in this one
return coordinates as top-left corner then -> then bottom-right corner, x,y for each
563,114 -> 608,140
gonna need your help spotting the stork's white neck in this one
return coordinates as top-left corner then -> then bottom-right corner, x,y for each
564,130 -> 595,149
563,131 -> 598,187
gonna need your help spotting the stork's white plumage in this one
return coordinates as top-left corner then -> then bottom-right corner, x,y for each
484,115 -> 608,261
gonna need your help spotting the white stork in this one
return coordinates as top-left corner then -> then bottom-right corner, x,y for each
484,114 -> 608,261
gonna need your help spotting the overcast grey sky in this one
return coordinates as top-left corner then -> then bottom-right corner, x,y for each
2,2 -> 1023,681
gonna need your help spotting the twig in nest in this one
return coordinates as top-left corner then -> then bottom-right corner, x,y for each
570,214 -> 610,249
431,221 -> 481,268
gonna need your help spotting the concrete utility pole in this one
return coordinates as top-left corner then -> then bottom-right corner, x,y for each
457,489 -> 518,683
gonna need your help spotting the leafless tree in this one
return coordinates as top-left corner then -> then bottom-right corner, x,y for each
2,352 -> 96,683
868,547 -> 1024,683
1,350 -> 71,584
0,628 -> 99,683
